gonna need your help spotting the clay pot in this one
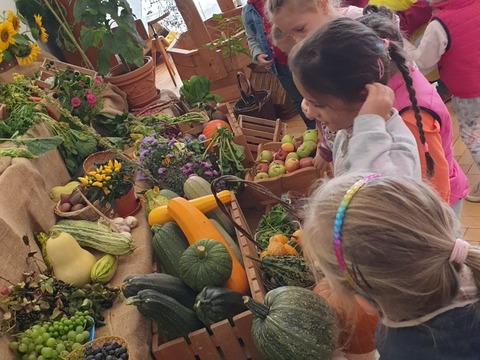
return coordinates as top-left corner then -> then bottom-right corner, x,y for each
114,186 -> 142,217
0,57 -> 18,73
104,56 -> 158,109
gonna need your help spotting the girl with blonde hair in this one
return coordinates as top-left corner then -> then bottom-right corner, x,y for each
302,173 -> 480,358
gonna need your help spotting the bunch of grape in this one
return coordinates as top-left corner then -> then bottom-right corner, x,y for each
9,311 -> 94,360
83,341 -> 129,360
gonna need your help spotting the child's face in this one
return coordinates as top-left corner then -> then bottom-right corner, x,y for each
273,1 -> 333,42
294,76 -> 360,131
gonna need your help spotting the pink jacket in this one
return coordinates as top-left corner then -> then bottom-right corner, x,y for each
389,67 -> 469,204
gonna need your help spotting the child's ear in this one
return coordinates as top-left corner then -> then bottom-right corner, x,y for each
354,294 -> 379,316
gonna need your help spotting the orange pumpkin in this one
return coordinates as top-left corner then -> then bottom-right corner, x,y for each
202,120 -> 232,146
313,279 -> 379,354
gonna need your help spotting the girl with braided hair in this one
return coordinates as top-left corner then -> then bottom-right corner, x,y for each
359,5 -> 468,215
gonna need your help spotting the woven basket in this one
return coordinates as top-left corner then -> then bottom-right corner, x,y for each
54,199 -> 112,221
65,336 -> 129,360
82,150 -> 120,174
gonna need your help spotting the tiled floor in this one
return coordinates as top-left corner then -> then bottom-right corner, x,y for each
154,61 -> 480,242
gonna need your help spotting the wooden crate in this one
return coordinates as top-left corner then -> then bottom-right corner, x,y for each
151,194 -> 263,360
238,115 -> 286,157
245,142 -> 319,206
34,58 -> 98,90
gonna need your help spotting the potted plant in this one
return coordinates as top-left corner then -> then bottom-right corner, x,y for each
78,157 -> 141,217
72,0 -> 157,109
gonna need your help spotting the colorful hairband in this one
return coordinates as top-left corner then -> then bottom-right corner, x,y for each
333,174 -> 381,289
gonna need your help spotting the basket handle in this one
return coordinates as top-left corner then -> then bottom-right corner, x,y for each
236,72 -> 262,110
211,175 -> 300,250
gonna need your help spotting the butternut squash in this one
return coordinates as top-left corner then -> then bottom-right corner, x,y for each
46,232 -> 97,287
148,190 -> 232,226
167,197 -> 249,294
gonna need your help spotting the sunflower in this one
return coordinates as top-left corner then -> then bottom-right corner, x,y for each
0,20 -> 16,51
34,14 -> 48,43
16,42 -> 40,66
7,11 -> 21,32
0,51 -> 3,63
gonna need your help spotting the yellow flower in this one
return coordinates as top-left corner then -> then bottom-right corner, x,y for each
0,20 -> 16,51
107,160 -> 113,168
162,157 -> 171,166
0,51 -> 3,63
34,14 -> 48,43
105,176 -> 111,181
88,171 -> 97,176
16,43 -> 40,66
92,181 -> 103,188
95,173 -> 104,181
7,11 -> 21,32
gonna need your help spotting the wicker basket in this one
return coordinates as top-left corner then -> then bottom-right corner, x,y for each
54,199 -> 111,221
65,336 -> 129,360
82,150 -> 121,174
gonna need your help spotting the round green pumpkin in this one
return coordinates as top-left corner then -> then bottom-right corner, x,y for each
179,238 -> 233,292
244,286 -> 338,360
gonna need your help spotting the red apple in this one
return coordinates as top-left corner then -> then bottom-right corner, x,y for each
280,142 -> 295,153
256,162 -> 269,173
294,139 -> 303,150
274,149 -> 287,161
299,157 -> 314,168
285,158 -> 300,173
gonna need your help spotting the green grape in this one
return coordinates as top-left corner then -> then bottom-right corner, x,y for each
45,338 -> 56,348
34,336 -> 44,346
75,334 -> 84,343
21,354 -> 29,360
9,341 -> 19,351
18,342 -> 28,353
30,330 -> 40,339
42,333 -> 51,342
32,325 -> 41,331
35,344 -> 43,353
38,327 -> 46,335
60,335 -> 67,341
38,356 -> 46,360
27,353 -> 37,360
81,331 -> 90,341
58,325 -> 64,334
21,337 -> 32,346
71,342 -> 81,350
25,329 -> 33,336
55,343 -> 65,353
59,350 -> 69,358
75,325 -> 84,333
52,349 -> 59,358
64,319 -> 72,327
41,346 -> 53,358
48,326 -> 54,333
28,342 -> 35,353
67,330 -> 77,340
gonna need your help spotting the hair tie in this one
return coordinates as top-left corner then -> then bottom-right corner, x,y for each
333,174 -> 381,282
377,58 -> 385,79
450,238 -> 470,264
383,38 -> 390,48
423,143 -> 429,153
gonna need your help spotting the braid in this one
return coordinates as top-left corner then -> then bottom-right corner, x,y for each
388,45 -> 435,178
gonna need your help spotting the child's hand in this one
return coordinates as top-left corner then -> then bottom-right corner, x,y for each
313,154 -> 333,178
255,54 -> 274,69
358,83 -> 394,120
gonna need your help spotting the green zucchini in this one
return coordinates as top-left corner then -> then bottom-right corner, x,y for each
210,219 -> 243,267
152,222 -> 189,277
49,220 -> 134,255
183,176 -> 235,236
194,286 -> 247,327
252,255 -> 315,288
129,289 -> 203,341
122,273 -> 197,309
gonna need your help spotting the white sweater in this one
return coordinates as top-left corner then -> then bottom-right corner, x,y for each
333,109 -> 422,180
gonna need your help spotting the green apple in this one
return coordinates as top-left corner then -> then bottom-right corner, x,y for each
281,134 -> 295,145
296,143 -> 314,158
286,152 -> 299,161
254,172 -> 270,181
303,140 -> 317,151
259,150 -> 274,162
268,164 -> 286,178
303,129 -> 318,143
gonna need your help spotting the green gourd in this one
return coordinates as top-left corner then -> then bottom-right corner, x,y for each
179,239 -> 233,292
244,286 -> 338,360
194,286 -> 247,327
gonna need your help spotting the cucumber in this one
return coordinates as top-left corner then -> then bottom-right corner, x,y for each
122,273 -> 197,309
129,289 -> 203,341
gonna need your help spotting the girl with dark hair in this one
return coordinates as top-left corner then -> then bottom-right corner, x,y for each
359,5 -> 468,216
289,17 -> 421,179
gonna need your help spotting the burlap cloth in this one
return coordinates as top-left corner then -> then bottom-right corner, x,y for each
0,66 -> 153,359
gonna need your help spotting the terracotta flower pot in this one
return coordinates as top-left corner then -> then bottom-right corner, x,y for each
114,186 -> 142,217
0,57 -> 18,73
104,56 -> 158,109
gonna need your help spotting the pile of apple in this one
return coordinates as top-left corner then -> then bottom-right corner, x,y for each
254,129 -> 318,180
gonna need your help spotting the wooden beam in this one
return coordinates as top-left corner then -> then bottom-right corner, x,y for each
174,0 -> 211,48
217,0 -> 236,12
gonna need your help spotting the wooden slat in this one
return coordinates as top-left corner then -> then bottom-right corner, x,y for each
240,115 -> 278,127
153,335 -> 197,360
241,122 -> 276,133
188,328 -> 223,360
232,312 -> 264,360
210,320 -> 246,360
243,130 -> 275,142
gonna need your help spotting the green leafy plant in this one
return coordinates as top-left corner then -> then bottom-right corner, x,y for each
73,0 -> 146,75
180,75 -> 222,110
204,14 -> 250,59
